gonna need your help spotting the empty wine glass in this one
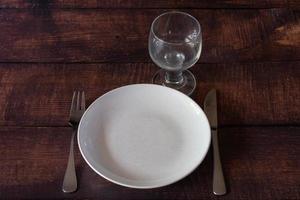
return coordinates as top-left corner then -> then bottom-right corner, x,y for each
149,11 -> 202,96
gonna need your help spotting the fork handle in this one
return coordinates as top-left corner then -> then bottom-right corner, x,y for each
62,130 -> 77,193
212,129 -> 226,195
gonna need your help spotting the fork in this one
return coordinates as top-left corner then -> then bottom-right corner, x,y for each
62,91 -> 86,193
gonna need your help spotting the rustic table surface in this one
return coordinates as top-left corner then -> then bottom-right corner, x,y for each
0,1 -> 299,199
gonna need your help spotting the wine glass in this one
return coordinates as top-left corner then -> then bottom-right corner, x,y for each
149,11 -> 202,96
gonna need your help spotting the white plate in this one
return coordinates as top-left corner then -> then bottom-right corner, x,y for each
78,84 -> 211,189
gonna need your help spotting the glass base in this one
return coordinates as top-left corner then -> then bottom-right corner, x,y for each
152,69 -> 196,96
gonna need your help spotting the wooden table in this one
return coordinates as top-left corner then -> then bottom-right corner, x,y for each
0,1 -> 299,199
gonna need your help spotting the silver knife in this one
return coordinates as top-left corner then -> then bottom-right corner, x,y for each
204,89 -> 226,195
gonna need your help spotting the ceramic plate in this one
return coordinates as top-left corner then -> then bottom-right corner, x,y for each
78,84 -> 211,188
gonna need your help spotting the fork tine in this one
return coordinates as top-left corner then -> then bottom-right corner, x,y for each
81,91 -> 86,110
76,91 -> 80,110
70,91 -> 76,113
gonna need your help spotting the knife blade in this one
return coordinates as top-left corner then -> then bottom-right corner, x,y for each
204,89 -> 227,195
204,89 -> 218,129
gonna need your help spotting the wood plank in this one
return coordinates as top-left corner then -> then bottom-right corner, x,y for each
0,126 -> 299,199
0,9 -> 299,63
0,62 -> 299,126
0,0 -> 298,9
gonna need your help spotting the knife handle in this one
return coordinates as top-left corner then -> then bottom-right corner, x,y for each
212,129 -> 226,195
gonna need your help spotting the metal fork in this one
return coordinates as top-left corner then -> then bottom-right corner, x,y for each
62,91 -> 86,193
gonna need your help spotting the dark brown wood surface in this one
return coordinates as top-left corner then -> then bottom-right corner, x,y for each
0,0 -> 299,199
1,126 -> 299,199
0,9 -> 299,63
0,63 -> 299,127
1,0 -> 299,9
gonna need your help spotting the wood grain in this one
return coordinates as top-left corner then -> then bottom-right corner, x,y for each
0,62 -> 299,127
0,0 -> 299,9
0,9 -> 299,63
0,126 -> 299,199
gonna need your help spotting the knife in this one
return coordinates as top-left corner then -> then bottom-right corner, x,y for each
204,89 -> 226,195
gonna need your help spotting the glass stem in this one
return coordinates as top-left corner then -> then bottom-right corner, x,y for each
165,71 -> 184,85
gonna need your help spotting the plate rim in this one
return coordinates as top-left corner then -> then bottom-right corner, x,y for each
78,84 -> 211,189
